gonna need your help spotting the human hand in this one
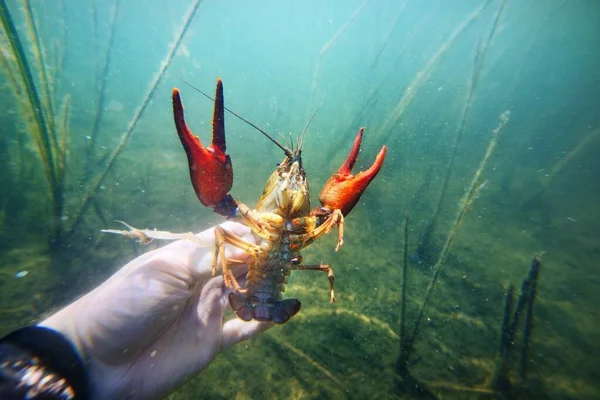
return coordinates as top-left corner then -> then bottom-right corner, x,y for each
40,221 -> 270,399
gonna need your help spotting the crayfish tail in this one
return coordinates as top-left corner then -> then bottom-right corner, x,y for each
228,293 -> 301,324
273,299 -> 301,324
229,292 -> 253,321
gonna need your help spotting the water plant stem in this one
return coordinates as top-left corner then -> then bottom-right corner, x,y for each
519,256 -> 541,379
22,0 -> 56,121
489,256 -> 541,392
544,127 -> 600,188
308,0 -> 372,117
379,1 -> 489,142
489,284 -> 514,391
54,0 -> 67,85
270,335 -> 344,388
399,212 -> 409,356
420,0 -> 508,256
369,1 -> 407,71
67,0 -> 204,236
402,110 -> 510,364
87,0 -> 121,167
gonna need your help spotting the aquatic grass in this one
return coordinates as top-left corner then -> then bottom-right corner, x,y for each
54,0 -> 66,83
57,95 -> 71,177
67,0 -> 204,236
0,43 -> 23,97
22,0 -> 55,119
0,0 -> 69,242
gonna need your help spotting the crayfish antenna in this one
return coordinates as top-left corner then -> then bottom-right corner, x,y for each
178,77 -> 293,158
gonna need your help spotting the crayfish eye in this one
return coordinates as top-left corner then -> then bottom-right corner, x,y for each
290,255 -> 303,265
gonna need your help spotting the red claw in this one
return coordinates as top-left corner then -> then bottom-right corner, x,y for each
319,128 -> 387,216
172,78 -> 233,208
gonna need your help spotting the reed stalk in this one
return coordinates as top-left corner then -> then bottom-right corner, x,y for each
22,0 -> 56,120
378,1 -> 489,142
308,0 -> 372,117
519,256 -> 540,379
424,381 -> 498,395
57,95 -> 71,175
489,257 -> 541,393
327,2 -> 439,162
55,0 -> 66,83
369,1 -> 407,71
0,44 -> 22,97
400,110 -> 510,365
270,336 -> 344,388
523,126 -> 599,212
67,0 -> 204,236
507,257 -> 542,345
488,284 -> 514,391
398,212 -> 409,358
544,127 -> 600,188
91,0 -> 98,72
420,0 -> 508,257
87,0 -> 120,168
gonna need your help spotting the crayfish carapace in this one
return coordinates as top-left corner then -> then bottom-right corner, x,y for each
173,78 -> 386,323
105,78 -> 386,324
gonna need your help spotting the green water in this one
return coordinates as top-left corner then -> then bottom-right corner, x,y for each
1,0 -> 599,398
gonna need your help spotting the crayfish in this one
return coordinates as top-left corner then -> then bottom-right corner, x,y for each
106,78 -> 386,324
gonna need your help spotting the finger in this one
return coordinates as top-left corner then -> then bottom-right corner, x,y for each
221,318 -> 273,350
196,275 -> 230,326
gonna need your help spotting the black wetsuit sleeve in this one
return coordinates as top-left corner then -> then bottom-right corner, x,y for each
0,326 -> 89,400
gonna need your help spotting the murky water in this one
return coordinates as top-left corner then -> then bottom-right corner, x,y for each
1,0 -> 598,398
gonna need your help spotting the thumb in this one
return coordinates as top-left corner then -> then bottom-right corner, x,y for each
221,319 -> 272,349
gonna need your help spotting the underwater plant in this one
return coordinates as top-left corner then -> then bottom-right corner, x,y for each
0,0 -> 203,251
0,0 -> 70,244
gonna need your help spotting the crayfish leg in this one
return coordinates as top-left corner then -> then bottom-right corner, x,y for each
213,226 -> 261,281
292,264 -> 336,303
236,203 -> 283,241
291,209 -> 345,251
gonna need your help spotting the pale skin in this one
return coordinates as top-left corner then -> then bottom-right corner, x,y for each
41,221 -> 271,400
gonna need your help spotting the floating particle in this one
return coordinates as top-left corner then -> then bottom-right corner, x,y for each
15,271 -> 28,278
107,99 -> 124,112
